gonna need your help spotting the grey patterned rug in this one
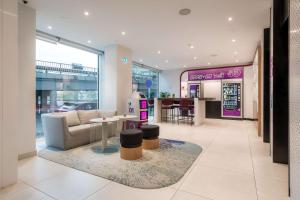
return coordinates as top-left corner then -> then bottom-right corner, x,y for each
38,137 -> 202,189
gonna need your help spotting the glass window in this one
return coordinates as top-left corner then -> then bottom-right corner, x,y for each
36,39 -> 100,138
132,63 -> 159,98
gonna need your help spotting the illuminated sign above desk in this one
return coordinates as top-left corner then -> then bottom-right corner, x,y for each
188,66 -> 244,81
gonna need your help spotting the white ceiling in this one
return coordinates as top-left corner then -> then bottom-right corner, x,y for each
28,0 -> 271,70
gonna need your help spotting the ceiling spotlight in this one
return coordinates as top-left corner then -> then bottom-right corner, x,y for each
139,59 -> 143,62
235,59 -> 239,63
234,51 -> 238,55
193,56 -> 198,60
232,39 -> 236,43
157,50 -> 161,54
121,31 -> 126,36
84,11 -> 90,16
189,44 -> 194,49
165,60 -> 169,63
87,40 -> 92,44
183,65 -> 187,68
208,62 -> 211,65
179,8 -> 191,16
47,26 -> 52,30
228,17 -> 233,21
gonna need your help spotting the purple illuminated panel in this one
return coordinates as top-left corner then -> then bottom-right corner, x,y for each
188,66 -> 244,81
140,111 -> 148,121
140,100 -> 148,110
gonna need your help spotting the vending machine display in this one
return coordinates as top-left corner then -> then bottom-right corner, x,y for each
188,84 -> 201,98
222,82 -> 242,118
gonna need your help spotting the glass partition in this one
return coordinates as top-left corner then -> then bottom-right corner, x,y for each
132,63 -> 159,98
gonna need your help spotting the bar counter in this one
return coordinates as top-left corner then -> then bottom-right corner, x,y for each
154,98 -> 216,125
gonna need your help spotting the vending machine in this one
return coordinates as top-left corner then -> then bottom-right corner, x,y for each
222,81 -> 243,118
188,83 -> 201,98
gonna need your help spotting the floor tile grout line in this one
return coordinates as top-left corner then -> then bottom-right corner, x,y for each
82,181 -> 113,200
169,122 -> 221,200
21,180 -> 59,200
248,132 -> 259,200
178,188 -> 214,200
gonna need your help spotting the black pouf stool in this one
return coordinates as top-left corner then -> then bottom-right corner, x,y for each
120,129 -> 143,160
141,125 -> 160,150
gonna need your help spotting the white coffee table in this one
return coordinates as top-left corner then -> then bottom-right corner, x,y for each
90,117 -> 119,148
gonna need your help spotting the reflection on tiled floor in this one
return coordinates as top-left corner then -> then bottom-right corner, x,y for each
0,119 -> 289,200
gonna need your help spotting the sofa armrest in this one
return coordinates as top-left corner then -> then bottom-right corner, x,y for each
41,114 -> 69,150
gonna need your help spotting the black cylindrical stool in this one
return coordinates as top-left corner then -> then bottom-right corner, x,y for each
120,129 -> 143,160
141,125 -> 160,150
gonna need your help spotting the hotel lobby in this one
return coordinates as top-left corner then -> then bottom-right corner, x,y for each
0,0 -> 298,200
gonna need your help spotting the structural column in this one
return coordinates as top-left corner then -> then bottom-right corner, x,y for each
0,0 -> 18,188
102,45 -> 132,114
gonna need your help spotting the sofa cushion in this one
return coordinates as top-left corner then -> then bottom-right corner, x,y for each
77,110 -> 99,124
68,124 -> 102,136
53,111 -> 81,127
99,110 -> 117,118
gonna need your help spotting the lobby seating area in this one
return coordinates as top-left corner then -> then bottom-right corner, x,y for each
42,110 -> 117,150
0,0 -> 296,200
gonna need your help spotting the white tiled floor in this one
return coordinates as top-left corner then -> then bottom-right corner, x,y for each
0,119 -> 289,200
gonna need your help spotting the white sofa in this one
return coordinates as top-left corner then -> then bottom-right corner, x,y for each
42,110 -> 117,150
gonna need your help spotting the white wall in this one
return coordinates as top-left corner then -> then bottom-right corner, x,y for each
203,81 -> 221,100
102,45 -> 132,114
0,0 -> 18,188
159,69 -> 184,97
18,4 -> 36,158
244,65 -> 256,119
289,0 -> 300,198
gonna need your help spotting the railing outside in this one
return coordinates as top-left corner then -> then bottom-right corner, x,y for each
36,60 -> 98,75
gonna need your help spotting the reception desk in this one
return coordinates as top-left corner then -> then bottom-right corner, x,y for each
154,98 -> 215,125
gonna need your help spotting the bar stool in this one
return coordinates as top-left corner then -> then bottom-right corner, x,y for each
178,99 -> 194,125
161,99 -> 174,122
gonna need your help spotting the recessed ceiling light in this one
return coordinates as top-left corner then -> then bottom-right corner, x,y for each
232,39 -> 236,43
228,17 -> 233,21
193,56 -> 198,60
208,62 -> 211,65
235,59 -> 239,63
47,26 -> 52,30
87,40 -> 92,43
234,51 -> 238,55
121,31 -> 126,36
165,60 -> 169,63
183,65 -> 187,68
179,8 -> 191,16
84,11 -> 90,16
188,44 -> 194,49
139,59 -> 143,62
157,50 -> 161,54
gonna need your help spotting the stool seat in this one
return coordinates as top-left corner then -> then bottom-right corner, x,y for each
120,129 -> 143,160
120,129 -> 143,148
141,125 -> 160,150
141,125 -> 159,139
